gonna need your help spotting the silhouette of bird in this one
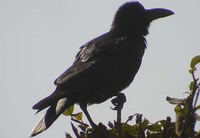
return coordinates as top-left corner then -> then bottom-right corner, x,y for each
30,1 -> 173,137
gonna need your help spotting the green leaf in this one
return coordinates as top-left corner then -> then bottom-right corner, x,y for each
140,119 -> 149,129
195,105 -> 200,111
189,81 -> 195,91
146,124 -> 162,132
121,123 -> 139,136
158,120 -> 167,126
72,112 -> 83,121
174,105 -> 185,117
146,132 -> 163,138
190,55 -> 200,71
65,133 -> 73,138
62,105 -> 74,116
189,69 -> 194,74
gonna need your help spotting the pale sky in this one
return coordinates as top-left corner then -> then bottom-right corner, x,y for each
1,0 -> 200,138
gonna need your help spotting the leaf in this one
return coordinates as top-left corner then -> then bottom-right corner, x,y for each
65,133 -> 73,138
190,55 -> 200,71
195,113 -> 200,121
146,124 -> 162,132
158,120 -> 167,126
63,105 -> 75,116
72,112 -> 83,121
195,105 -> 200,111
189,81 -> 195,91
195,130 -> 200,137
108,121 -> 114,128
174,105 -> 185,117
146,132 -> 163,138
166,96 -> 186,105
189,69 -> 194,74
140,118 -> 149,129
121,123 -> 139,136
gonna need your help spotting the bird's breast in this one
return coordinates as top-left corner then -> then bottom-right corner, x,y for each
94,40 -> 145,90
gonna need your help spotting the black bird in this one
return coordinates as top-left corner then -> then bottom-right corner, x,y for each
30,1 -> 173,137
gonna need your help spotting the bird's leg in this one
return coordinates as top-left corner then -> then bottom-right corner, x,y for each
111,93 -> 126,138
111,93 -> 126,123
79,103 -> 97,129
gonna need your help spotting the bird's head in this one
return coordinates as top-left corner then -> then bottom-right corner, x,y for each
111,1 -> 174,36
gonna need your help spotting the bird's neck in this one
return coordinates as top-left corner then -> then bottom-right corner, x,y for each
110,28 -> 148,39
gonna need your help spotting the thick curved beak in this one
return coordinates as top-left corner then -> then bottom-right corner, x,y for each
146,8 -> 174,21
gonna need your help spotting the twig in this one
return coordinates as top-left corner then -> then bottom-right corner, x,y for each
136,114 -> 143,138
194,89 -> 200,108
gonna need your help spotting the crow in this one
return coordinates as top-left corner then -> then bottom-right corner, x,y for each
30,1 -> 173,137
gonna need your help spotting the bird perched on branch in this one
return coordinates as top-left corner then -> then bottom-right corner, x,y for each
30,1 -> 173,137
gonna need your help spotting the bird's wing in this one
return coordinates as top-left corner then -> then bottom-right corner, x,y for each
54,33 -> 127,86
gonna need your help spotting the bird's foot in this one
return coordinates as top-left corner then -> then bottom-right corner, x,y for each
111,93 -> 126,111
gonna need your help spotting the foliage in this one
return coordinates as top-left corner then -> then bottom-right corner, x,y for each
64,55 -> 200,138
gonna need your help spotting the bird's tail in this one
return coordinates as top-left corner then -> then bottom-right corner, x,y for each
29,97 -> 74,137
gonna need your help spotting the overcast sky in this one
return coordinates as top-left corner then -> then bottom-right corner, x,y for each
1,0 -> 200,138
